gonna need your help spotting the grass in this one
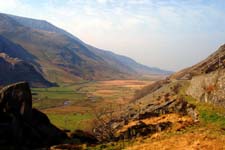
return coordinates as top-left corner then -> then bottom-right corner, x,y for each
201,110 -> 225,126
162,80 -> 225,145
178,80 -> 225,128
184,95 -> 225,128
32,86 -> 85,100
47,113 -> 94,131
32,83 -> 88,109
32,82 -> 95,131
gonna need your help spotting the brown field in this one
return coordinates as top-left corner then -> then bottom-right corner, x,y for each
33,79 -> 155,131
102,80 -> 153,87
94,90 -> 118,97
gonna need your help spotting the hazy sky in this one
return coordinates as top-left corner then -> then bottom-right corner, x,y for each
0,0 -> 225,71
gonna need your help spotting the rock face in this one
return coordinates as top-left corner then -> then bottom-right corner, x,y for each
187,69 -> 225,107
0,82 -> 67,149
0,81 -> 32,121
169,44 -> 225,107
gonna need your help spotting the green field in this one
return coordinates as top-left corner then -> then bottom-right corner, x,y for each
32,82 -> 95,131
47,113 -> 94,131
31,80 -> 151,132
32,82 -> 92,109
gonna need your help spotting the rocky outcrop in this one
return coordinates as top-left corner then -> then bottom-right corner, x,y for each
0,81 -> 32,121
170,44 -> 225,106
187,69 -> 225,107
0,82 -> 67,149
118,121 -> 172,140
94,81 -> 198,141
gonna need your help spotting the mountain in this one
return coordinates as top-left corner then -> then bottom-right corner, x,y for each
180,44 -> 225,106
0,13 -> 171,83
0,52 -> 54,87
134,44 -> 225,106
0,35 -> 54,87
86,45 -> 172,75
170,44 -> 225,80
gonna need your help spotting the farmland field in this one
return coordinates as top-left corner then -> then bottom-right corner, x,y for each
32,80 -> 156,132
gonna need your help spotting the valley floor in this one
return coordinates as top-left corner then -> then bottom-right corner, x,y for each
32,79 -> 154,131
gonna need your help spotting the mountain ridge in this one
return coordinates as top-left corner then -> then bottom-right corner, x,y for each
10,12 -> 171,75
170,44 -> 225,80
0,13 -> 171,83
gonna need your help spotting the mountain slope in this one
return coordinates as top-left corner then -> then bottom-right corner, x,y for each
0,35 -> 54,87
0,13 -> 170,83
126,44 -> 225,149
0,53 -> 54,87
86,45 -> 172,75
89,43 -> 225,149
134,44 -> 225,106
10,13 -> 171,75
170,44 -> 225,80
0,35 -> 36,62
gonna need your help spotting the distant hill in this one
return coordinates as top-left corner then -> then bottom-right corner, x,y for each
86,45 -> 172,75
0,13 -> 171,83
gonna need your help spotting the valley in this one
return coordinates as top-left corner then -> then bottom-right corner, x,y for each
0,7 -> 224,150
32,79 -> 156,131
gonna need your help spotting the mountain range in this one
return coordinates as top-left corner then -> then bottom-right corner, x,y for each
0,13 -> 171,87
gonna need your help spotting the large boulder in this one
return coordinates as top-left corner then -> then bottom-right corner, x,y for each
0,82 -> 32,121
31,108 -> 68,146
0,82 -> 67,149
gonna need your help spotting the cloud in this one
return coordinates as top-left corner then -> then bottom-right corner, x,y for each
0,0 -> 21,10
96,0 -> 108,4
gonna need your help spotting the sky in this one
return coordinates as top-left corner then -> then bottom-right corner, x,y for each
0,0 -> 225,71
